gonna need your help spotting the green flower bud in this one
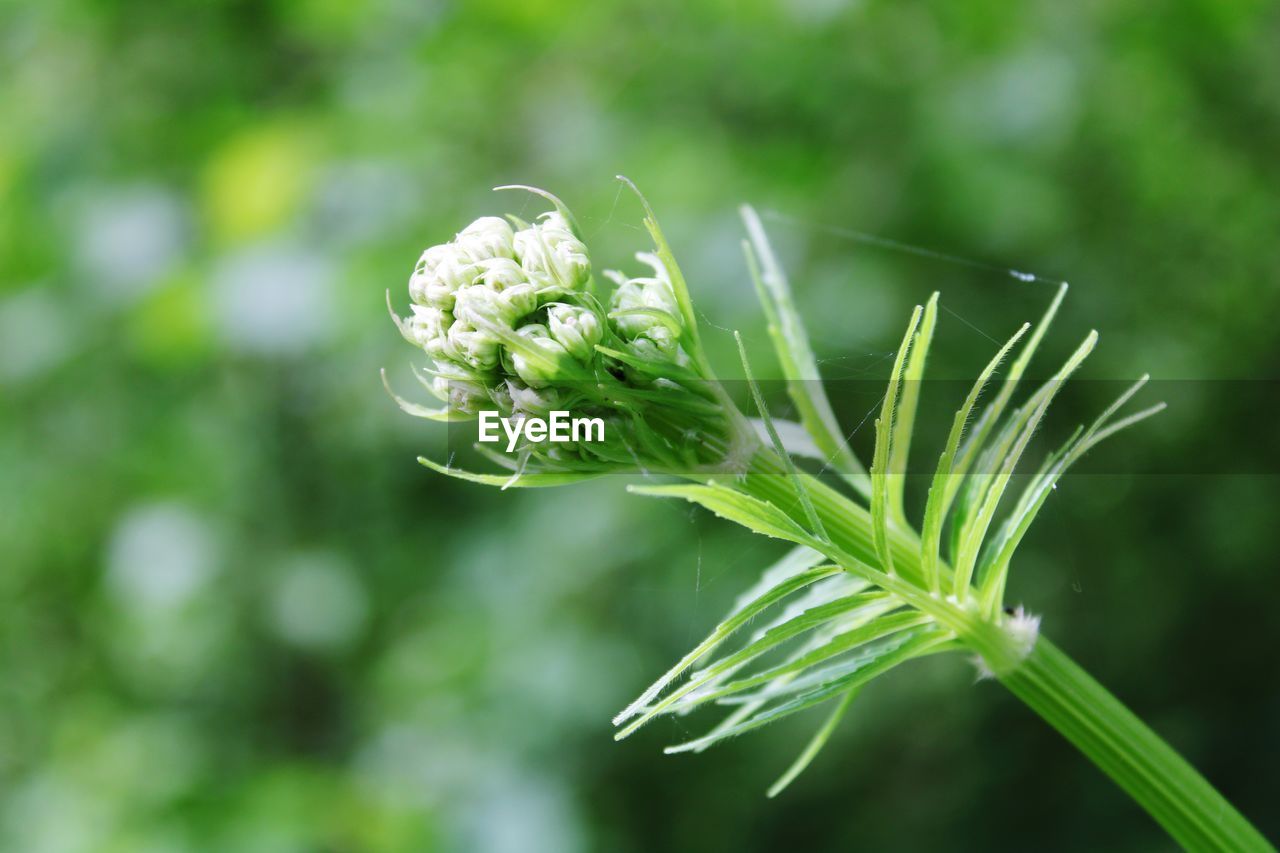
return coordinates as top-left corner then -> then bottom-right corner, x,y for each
608,255 -> 681,339
625,325 -> 680,363
474,257 -> 526,291
454,216 -> 516,263
487,381 -> 515,414
454,285 -> 518,330
411,244 -> 476,310
503,282 -> 539,319
546,303 -> 603,362
447,321 -> 501,372
506,379 -> 563,416
502,323 -> 571,389
403,304 -> 454,358
514,212 -> 590,295
431,374 -> 488,414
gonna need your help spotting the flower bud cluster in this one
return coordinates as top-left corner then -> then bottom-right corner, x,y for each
393,211 -> 600,414
391,195 -> 747,473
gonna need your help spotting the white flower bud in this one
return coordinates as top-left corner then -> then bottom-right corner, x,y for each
503,283 -> 539,320
503,323 -> 571,389
506,379 -> 563,416
455,216 -> 515,263
609,270 -> 680,339
447,322 -> 501,371
474,257 -> 526,291
546,303 -> 603,362
514,213 -> 590,295
404,304 -> 453,356
411,244 -> 476,310
625,325 -> 679,363
454,285 -> 516,330
431,375 -> 488,414
454,281 -> 540,329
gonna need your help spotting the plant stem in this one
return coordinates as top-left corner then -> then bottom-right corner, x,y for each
732,450 -> 1272,850
1002,639 -> 1271,851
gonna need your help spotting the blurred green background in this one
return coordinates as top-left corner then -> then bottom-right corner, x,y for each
3,1 -> 1279,850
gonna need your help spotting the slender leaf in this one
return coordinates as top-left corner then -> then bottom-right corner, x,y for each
952,331 -> 1097,597
627,483 -> 821,547
616,176 -> 708,373
871,304 -> 923,576
740,207 -> 871,495
736,331 -> 826,539
977,379 -> 1164,614
888,292 -> 938,529
766,686 -> 860,798
614,594 -> 905,740
919,321 -> 1030,594
612,562 -> 842,726
948,282 -> 1068,503
381,369 -> 473,423
663,630 -> 952,753
418,457 -> 601,488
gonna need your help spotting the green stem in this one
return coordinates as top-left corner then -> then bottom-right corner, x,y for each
732,450 -> 1271,851
1002,640 -> 1271,851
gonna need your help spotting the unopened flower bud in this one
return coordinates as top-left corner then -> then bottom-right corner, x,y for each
455,216 -> 515,263
608,261 -> 681,339
474,257 -> 526,291
447,322 -> 501,372
625,325 -> 680,363
454,285 -> 518,330
403,304 -> 453,356
432,375 -> 488,414
503,283 -> 539,320
514,213 -> 591,295
506,379 -> 563,416
503,323 -> 571,389
546,303 -> 603,362
411,244 -> 476,310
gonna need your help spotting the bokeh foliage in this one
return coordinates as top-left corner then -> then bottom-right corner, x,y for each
2,0 -> 1278,850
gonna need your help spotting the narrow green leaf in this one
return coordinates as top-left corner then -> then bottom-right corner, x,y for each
740,208 -> 872,496
888,292 -> 938,529
627,483 -> 821,547
977,378 -> 1164,614
612,562 -> 843,726
871,304 -> 924,577
663,630 -> 951,753
381,369 -> 473,423
949,282 -> 1069,504
493,184 -> 582,233
684,590 -> 874,754
919,322 -> 1030,595
616,176 -> 708,373
615,594 -> 905,740
736,331 -> 826,540
418,456 -> 601,488
952,331 -> 1097,597
766,686 -> 860,798
594,344 -> 701,382
696,610 -> 931,709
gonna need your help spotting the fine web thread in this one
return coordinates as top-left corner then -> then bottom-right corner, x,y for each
760,209 -> 1068,288
752,207 -> 1070,484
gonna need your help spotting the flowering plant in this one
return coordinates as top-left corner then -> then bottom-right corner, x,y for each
386,182 -> 1270,851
